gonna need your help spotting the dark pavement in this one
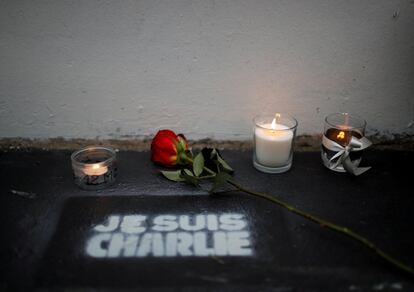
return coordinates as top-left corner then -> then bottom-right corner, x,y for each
0,150 -> 413,291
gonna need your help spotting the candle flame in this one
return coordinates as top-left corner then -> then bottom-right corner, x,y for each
271,113 -> 281,130
271,118 -> 277,130
337,131 -> 345,140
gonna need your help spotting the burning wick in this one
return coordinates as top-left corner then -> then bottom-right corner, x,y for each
271,113 -> 281,130
337,131 -> 345,140
84,163 -> 108,176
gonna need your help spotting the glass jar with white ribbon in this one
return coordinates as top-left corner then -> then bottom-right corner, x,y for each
321,113 -> 372,176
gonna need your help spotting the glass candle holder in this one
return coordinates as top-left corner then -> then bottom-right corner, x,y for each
321,113 -> 366,172
71,146 -> 118,190
253,113 -> 298,173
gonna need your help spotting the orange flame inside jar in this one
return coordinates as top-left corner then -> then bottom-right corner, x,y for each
337,131 -> 345,140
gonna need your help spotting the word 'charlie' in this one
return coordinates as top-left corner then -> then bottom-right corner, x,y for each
86,213 -> 252,258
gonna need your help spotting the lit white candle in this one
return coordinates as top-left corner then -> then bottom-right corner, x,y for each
83,163 -> 108,176
255,115 -> 294,167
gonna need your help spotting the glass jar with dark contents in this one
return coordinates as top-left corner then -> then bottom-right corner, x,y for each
321,113 -> 366,172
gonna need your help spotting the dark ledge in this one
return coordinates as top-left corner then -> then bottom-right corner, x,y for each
0,149 -> 413,291
0,134 -> 413,152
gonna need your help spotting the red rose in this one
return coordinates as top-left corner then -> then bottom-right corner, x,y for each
151,129 -> 190,167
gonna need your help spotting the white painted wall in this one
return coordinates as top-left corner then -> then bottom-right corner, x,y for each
1,0 -> 413,140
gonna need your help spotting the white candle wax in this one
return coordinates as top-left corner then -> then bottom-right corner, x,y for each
255,123 -> 293,167
83,164 -> 108,176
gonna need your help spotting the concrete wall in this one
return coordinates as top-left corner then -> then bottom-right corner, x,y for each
1,0 -> 413,140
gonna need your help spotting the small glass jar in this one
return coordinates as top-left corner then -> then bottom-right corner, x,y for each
71,146 -> 118,190
321,113 -> 366,172
253,113 -> 298,173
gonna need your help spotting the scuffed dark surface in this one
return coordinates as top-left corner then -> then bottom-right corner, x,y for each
0,150 -> 413,291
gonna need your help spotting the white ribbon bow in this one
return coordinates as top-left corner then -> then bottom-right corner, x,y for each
322,135 -> 372,176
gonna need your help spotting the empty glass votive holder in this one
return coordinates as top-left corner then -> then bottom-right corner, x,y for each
253,113 -> 298,173
71,146 -> 117,190
321,113 -> 366,172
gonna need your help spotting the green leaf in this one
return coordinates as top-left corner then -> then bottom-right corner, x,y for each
182,169 -> 200,186
193,153 -> 205,177
210,172 -> 232,193
183,169 -> 194,176
217,154 -> 234,173
161,170 -> 185,182
210,148 -> 218,159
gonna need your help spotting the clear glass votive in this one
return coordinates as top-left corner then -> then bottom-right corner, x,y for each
321,113 -> 366,172
71,146 -> 118,190
253,113 -> 298,173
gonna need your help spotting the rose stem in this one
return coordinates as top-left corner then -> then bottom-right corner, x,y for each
184,156 -> 414,276
227,179 -> 414,276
